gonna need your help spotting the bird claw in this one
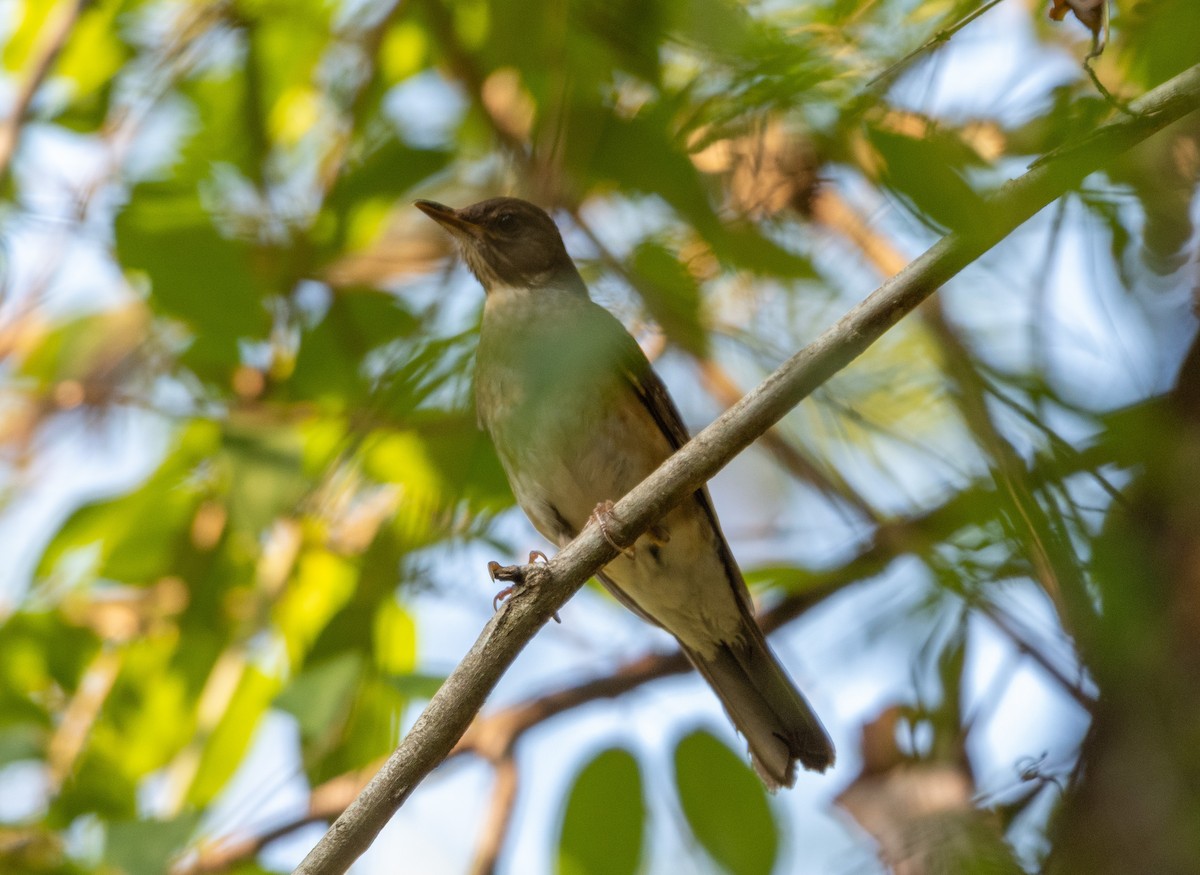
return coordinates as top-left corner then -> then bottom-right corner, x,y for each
589,500 -> 636,559
488,552 -> 559,622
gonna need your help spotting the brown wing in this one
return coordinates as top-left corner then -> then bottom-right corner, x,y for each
595,307 -> 758,620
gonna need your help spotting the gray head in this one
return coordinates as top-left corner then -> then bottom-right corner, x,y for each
415,197 -> 582,292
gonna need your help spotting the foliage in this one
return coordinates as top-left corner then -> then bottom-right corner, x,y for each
0,0 -> 1198,873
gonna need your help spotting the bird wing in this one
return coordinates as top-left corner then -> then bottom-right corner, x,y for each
589,303 -> 759,623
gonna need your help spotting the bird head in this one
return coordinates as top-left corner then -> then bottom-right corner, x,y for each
415,197 -> 579,293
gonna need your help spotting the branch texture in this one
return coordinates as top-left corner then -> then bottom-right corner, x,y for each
294,64 -> 1200,875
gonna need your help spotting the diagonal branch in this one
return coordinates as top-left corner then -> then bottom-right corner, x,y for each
293,63 -> 1200,875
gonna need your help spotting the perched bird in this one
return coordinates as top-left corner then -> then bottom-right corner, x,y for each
416,196 -> 834,787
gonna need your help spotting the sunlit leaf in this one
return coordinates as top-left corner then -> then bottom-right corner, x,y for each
186,663 -> 280,806
2,1 -> 56,72
274,549 -> 359,667
55,0 -> 130,104
372,597 -> 416,675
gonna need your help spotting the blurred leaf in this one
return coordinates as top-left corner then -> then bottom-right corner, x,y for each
276,651 -> 363,744
372,597 -> 416,675
411,411 -> 512,511
557,747 -> 645,875
362,430 -> 447,546
668,0 -> 756,57
322,139 -> 452,251
274,549 -> 359,667
105,813 -> 200,875
114,183 -> 272,381
0,723 -> 45,766
573,0 -> 663,84
187,663 -> 280,806
866,124 -> 986,233
54,744 -> 138,822
674,728 -> 778,875
306,674 -> 404,784
2,0 -> 56,72
177,68 -> 265,183
56,0 -> 130,102
35,422 -> 220,583
287,290 -> 420,406
630,239 -> 707,355
1124,0 -> 1200,86
384,671 -> 446,700
100,635 -> 198,777
0,613 -> 99,702
220,424 -> 308,534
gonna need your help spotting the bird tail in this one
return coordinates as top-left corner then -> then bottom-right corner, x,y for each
682,635 -> 834,790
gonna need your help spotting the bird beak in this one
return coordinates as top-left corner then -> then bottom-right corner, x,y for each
414,200 -> 480,238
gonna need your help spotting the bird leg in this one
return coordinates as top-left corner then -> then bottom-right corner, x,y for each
589,500 -> 637,558
488,551 -> 559,622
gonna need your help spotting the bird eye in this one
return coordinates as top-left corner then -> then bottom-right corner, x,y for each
496,213 -> 517,232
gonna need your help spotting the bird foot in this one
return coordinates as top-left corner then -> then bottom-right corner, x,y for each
488,551 -> 559,622
589,500 -> 636,558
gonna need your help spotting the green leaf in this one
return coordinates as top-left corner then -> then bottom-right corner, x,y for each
0,723 -> 44,766
866,125 -> 986,233
35,422 -> 220,583
55,0 -> 130,103
186,664 -> 280,806
275,652 -> 363,744
312,134 -> 451,272
674,728 -> 778,875
384,671 -> 447,700
114,183 -> 271,380
105,813 -> 201,875
630,239 -> 707,355
557,747 -> 645,875
54,744 -> 138,822
2,2 -> 56,72
286,289 -> 419,407
273,549 -> 359,667
219,424 -> 308,534
304,674 -> 405,785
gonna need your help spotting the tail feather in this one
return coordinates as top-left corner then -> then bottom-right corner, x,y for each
683,637 -> 834,789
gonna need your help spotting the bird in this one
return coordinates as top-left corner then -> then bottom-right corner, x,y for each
415,196 -> 834,787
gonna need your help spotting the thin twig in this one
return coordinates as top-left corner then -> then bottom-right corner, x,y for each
976,601 -> 1094,710
867,0 -> 1008,90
